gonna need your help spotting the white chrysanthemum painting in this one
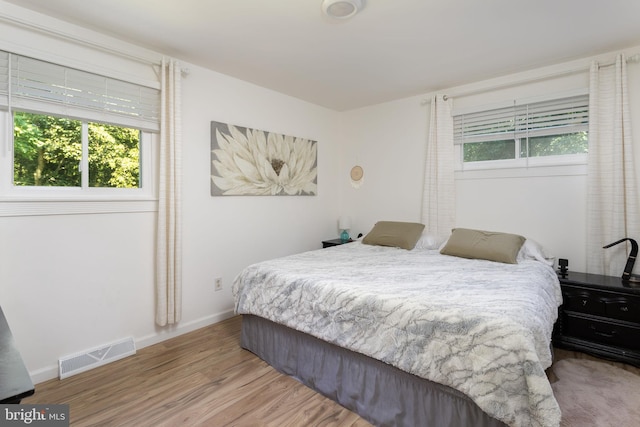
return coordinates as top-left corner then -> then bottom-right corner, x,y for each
211,121 -> 317,196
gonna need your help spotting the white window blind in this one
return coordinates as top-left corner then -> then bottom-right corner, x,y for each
0,51 -> 8,109
0,51 -> 160,132
454,95 -> 589,144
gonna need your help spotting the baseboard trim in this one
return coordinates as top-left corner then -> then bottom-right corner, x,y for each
29,309 -> 236,384
137,310 -> 236,349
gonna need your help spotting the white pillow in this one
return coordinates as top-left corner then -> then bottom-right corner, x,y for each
414,232 -> 446,250
516,239 -> 555,266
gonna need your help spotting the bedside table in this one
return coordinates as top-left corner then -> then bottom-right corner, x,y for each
553,271 -> 640,367
322,238 -> 352,248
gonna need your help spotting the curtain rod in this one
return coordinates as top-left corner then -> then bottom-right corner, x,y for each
423,53 -> 640,104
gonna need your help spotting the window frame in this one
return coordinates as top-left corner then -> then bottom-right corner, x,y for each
0,50 -> 160,216
453,91 -> 589,171
0,109 -> 157,216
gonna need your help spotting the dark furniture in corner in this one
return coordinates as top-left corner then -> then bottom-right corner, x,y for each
322,238 -> 352,248
553,271 -> 640,367
0,306 -> 35,403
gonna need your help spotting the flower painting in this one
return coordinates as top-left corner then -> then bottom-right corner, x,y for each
211,121 -> 317,196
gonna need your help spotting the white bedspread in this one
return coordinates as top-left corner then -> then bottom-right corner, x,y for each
233,242 -> 563,427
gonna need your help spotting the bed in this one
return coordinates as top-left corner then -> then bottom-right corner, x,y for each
233,225 -> 563,427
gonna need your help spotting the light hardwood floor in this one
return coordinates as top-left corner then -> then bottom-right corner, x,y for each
24,316 -> 640,426
24,316 -> 370,427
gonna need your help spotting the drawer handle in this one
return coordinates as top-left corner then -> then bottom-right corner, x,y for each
619,306 -> 629,312
590,325 -> 617,338
582,300 -> 588,306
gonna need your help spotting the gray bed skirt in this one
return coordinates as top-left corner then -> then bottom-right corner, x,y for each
240,315 -> 507,427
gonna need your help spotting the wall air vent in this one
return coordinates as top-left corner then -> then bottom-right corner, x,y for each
58,337 -> 136,379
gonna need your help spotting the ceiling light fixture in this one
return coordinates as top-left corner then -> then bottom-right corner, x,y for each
322,0 -> 365,19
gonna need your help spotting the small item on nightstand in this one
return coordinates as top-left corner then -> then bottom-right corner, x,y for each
603,237 -> 640,284
339,216 -> 351,243
558,258 -> 568,278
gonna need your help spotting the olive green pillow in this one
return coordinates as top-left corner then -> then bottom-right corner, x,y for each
440,228 -> 525,264
362,221 -> 425,250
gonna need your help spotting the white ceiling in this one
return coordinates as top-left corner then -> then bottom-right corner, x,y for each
5,0 -> 640,111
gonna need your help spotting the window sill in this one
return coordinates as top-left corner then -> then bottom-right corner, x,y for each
0,198 -> 158,217
454,163 -> 587,180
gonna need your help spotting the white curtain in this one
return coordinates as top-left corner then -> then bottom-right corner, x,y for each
156,58 -> 183,326
586,54 -> 639,276
421,95 -> 455,241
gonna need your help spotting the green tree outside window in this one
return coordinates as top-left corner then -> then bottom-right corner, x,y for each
13,112 -> 140,188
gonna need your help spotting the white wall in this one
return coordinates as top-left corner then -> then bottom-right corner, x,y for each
341,48 -> 640,274
338,94 -> 429,237
0,2 -> 342,383
179,62 -> 343,331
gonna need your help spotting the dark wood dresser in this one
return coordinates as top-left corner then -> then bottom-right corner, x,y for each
553,271 -> 640,367
0,306 -> 35,403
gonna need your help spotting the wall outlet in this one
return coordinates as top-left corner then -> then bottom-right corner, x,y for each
214,277 -> 223,291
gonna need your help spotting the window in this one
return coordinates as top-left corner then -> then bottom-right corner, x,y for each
13,111 -> 142,188
453,94 -> 589,170
0,50 -> 160,207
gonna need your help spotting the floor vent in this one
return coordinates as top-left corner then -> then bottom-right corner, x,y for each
58,337 -> 136,379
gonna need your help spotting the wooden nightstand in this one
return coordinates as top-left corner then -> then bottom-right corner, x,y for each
322,238 -> 352,248
553,271 -> 640,367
